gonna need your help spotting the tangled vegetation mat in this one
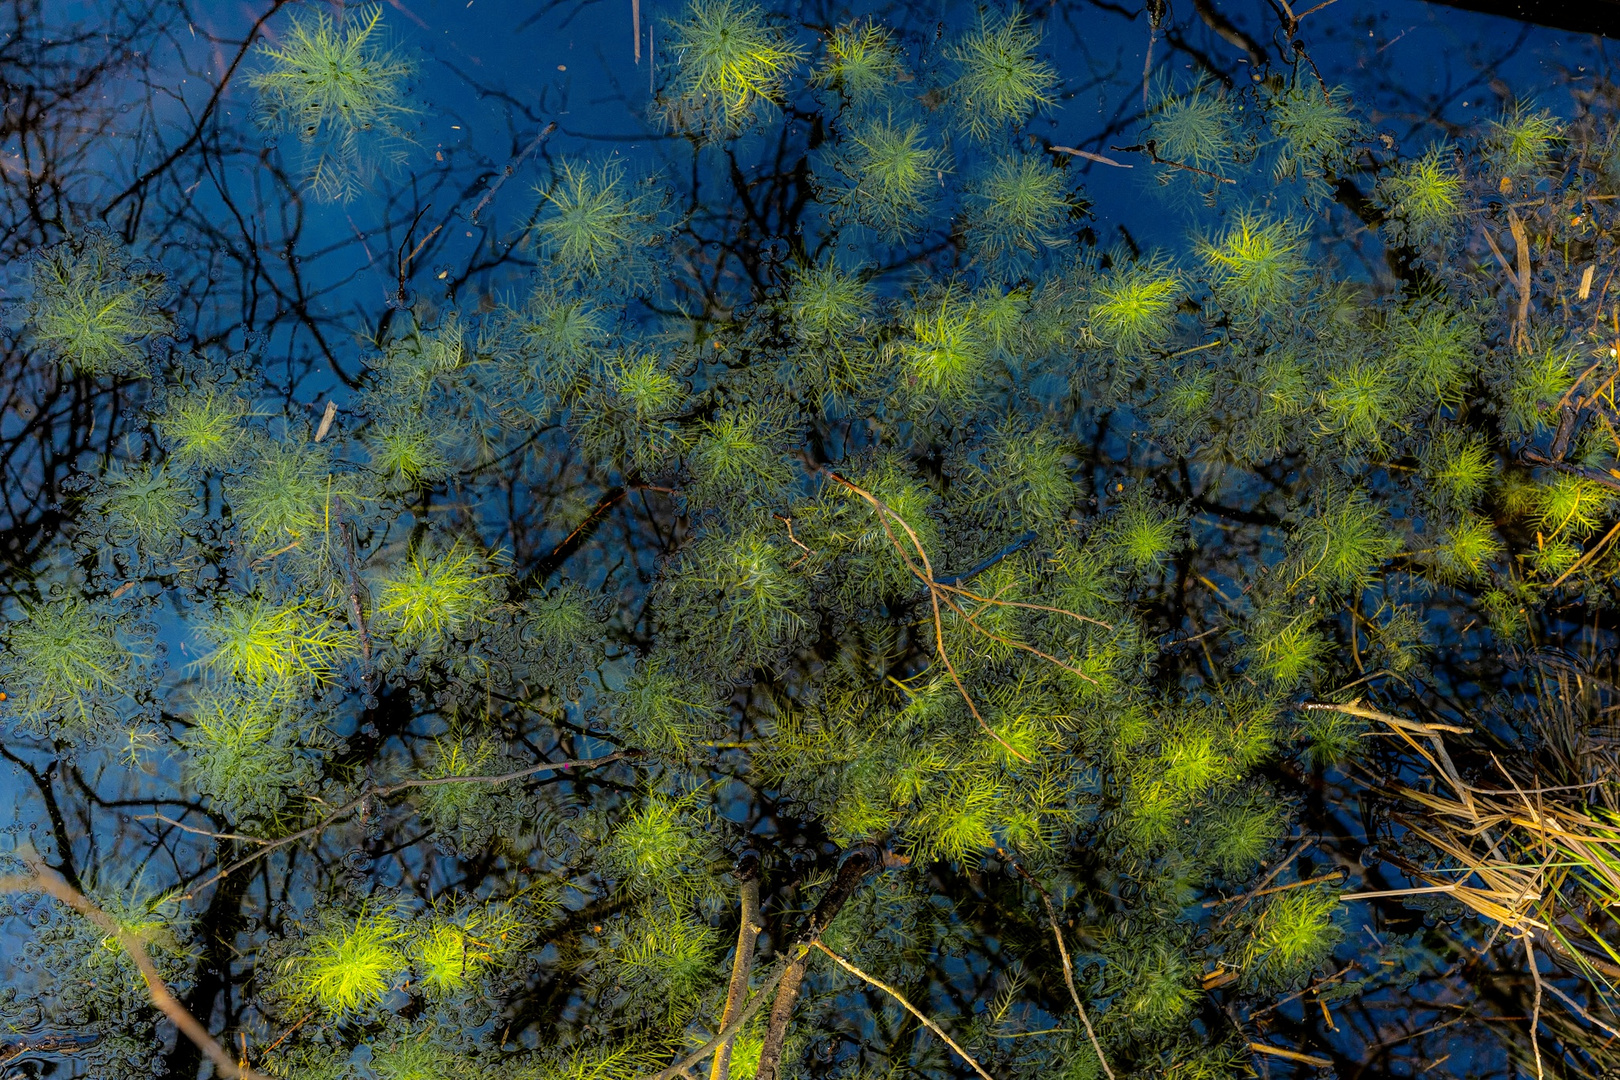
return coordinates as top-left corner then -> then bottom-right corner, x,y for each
1,2 -> 1618,1079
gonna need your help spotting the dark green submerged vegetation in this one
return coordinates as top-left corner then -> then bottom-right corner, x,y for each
1,2 -> 1619,1080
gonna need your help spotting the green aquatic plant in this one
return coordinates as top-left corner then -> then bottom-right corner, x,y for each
180,692 -> 312,820
614,909 -> 720,1011
971,420 -> 1076,522
196,596 -> 357,690
1380,143 -> 1463,240
948,8 -> 1057,140
247,4 -> 417,202
366,414 -> 450,486
1147,79 -> 1236,179
374,541 -> 506,652
225,440 -> 345,549
962,153 -> 1074,265
1420,429 -> 1495,510
1287,489 -> 1402,597
153,387 -> 248,469
1392,303 -> 1480,407
20,13 -> 1620,1078
1527,474 -> 1614,542
412,902 -> 534,996
1247,611 -> 1330,689
688,405 -> 794,503
1198,213 -> 1307,313
533,159 -> 671,285
786,260 -> 872,341
1089,258 -> 1181,353
90,463 -> 197,547
1241,887 -> 1343,988
1499,344 -> 1577,434
1,596 -> 136,732
1317,358 -> 1403,454
1267,82 -> 1358,188
598,791 -> 717,903
658,0 -> 805,137
823,115 -> 948,239
21,228 -> 173,376
1103,490 -> 1186,574
1108,938 -> 1201,1032
414,736 -> 499,832
602,658 -> 724,754
1209,799 -> 1285,878
1434,514 -> 1503,584
1487,102 -> 1562,177
895,288 -> 990,401
277,909 -> 408,1016
671,528 -> 808,667
811,21 -> 904,108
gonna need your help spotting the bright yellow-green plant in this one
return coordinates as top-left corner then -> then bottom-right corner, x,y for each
1198,213 -> 1307,313
196,596 -> 358,690
658,0 -> 806,137
276,909 -> 408,1016
1240,887 -> 1344,988
1089,258 -> 1182,353
896,288 -> 991,400
412,901 -> 535,996
374,541 -> 506,653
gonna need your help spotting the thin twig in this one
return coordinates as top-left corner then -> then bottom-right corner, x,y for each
1202,870 -> 1346,908
1523,933 -> 1546,1080
1005,858 -> 1115,1080
824,472 -> 1030,761
813,942 -> 999,1080
470,122 -> 558,224
1109,140 -> 1237,183
137,814 -> 271,845
1248,1043 -> 1333,1068
183,751 -> 629,898
1051,146 -> 1131,168
1218,835 -> 1314,928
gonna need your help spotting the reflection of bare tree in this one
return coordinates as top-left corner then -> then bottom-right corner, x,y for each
5,2 -> 1620,1079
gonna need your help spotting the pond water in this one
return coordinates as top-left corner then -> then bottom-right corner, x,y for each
2,1 -> 1618,1079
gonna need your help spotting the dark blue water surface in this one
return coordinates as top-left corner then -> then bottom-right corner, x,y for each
3,0 -> 1616,1077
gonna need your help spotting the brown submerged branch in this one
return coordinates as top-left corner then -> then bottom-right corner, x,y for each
710,855 -> 763,1080
0,859 -> 274,1080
